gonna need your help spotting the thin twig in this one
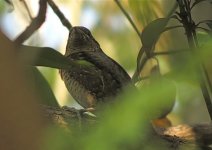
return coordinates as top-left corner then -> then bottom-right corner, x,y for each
114,0 -> 140,40
114,0 -> 142,83
171,15 -> 182,23
47,0 -> 72,30
153,49 -> 189,56
196,20 -> 212,27
196,27 -> 211,33
14,0 -> 47,45
191,0 -> 208,10
20,0 -> 33,20
163,25 -> 183,32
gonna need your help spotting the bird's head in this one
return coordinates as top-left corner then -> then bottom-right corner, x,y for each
65,26 -> 100,55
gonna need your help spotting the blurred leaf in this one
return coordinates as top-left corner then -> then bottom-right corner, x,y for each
4,0 -> 14,12
19,45 -> 94,69
0,0 -> 5,14
148,66 -> 176,118
42,126 -> 75,150
128,0 -> 163,26
197,20 -> 212,31
5,0 -> 13,6
81,79 -> 177,150
200,37 -> 212,65
19,45 -> 77,69
197,31 -> 212,46
191,0 -> 212,8
30,67 -> 59,107
141,18 -> 169,51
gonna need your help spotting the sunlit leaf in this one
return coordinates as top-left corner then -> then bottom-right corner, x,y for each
5,0 -> 13,6
128,0 -> 163,26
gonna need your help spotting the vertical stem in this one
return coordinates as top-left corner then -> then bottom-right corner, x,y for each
178,0 -> 212,120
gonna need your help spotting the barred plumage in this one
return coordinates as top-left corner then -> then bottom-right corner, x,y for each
60,26 -> 132,110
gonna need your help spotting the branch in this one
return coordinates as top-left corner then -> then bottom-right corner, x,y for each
156,123 -> 212,149
42,105 -> 212,149
20,0 -> 33,20
14,0 -> 47,45
47,0 -> 72,30
41,105 -> 97,129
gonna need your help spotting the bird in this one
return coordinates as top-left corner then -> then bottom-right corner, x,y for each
60,26 -> 133,112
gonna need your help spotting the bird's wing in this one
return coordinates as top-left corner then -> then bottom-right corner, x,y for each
82,50 -> 132,87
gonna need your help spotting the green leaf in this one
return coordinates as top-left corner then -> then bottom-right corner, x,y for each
4,0 -> 14,12
132,2 -> 178,83
29,67 -> 59,107
197,31 -> 212,46
19,45 -> 95,70
197,20 -> 212,30
19,45 -> 76,69
206,21 -> 212,30
191,0 -> 212,9
74,60 -> 95,67
149,66 -> 176,118
132,18 -> 169,83
141,18 -> 169,50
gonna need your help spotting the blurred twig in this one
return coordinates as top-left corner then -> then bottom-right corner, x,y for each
114,0 -> 143,84
20,0 -> 33,20
14,0 -> 47,45
114,0 -> 140,40
153,49 -> 189,56
47,0 -> 72,30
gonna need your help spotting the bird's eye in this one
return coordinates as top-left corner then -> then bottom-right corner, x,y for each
85,30 -> 92,36
81,27 -> 92,36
